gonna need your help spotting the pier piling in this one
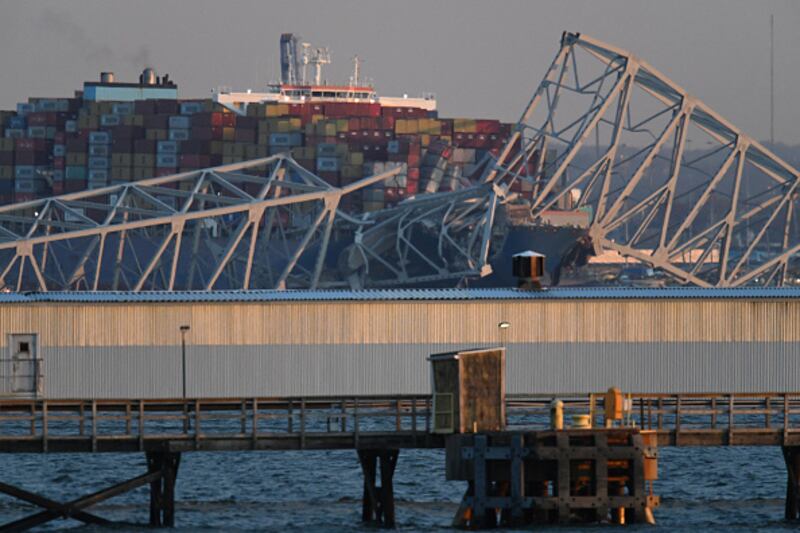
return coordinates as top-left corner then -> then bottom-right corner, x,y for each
784,446 -> 800,520
358,449 -> 399,528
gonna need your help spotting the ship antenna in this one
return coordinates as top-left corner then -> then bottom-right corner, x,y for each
301,42 -> 311,85
351,55 -> 362,87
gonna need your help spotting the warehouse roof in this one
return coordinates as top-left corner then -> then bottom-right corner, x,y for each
0,286 -> 799,304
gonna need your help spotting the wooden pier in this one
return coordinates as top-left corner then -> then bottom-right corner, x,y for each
0,393 -> 797,530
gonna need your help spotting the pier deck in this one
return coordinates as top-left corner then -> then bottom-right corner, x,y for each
0,393 -> 797,453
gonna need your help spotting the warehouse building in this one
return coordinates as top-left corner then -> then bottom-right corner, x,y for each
0,287 -> 798,399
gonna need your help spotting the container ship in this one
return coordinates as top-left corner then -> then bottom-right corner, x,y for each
0,33 -> 591,288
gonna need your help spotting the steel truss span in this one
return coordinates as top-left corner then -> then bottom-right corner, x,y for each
0,155 -> 403,291
0,32 -> 798,292
485,32 -> 800,287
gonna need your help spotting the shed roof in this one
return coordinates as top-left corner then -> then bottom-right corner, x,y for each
0,286 -> 798,304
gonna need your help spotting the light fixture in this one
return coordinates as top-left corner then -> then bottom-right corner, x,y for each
498,321 -> 511,329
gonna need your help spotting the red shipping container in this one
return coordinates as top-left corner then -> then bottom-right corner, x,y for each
15,138 -> 49,151
406,181 -> 419,194
348,118 -> 360,131
135,100 -> 158,115
180,154 -> 210,167
222,113 -> 236,127
407,167 -> 420,180
112,139 -> 134,153
234,129 -> 256,143
54,132 -> 66,144
14,151 -> 47,165
407,153 -> 421,168
14,192 -> 36,203
155,100 -> 179,114
53,157 -> 65,169
64,180 -> 87,193
66,137 -> 87,152
52,182 -> 65,195
475,120 -> 501,134
288,104 -> 304,116
193,112 -> 224,127
134,139 -> 157,153
155,167 -> 176,177
181,140 -> 210,154
111,125 -> 144,140
144,114 -> 169,129
237,116 -> 257,129
191,126 -> 224,141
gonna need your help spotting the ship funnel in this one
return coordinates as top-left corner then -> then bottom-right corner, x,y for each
100,71 -> 114,83
512,250 -> 546,290
141,68 -> 156,85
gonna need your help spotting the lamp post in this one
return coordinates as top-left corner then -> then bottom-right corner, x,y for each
498,321 -> 511,348
179,325 -> 190,400
180,325 -> 191,432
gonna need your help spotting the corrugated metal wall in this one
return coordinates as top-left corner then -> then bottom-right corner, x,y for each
0,298 -> 797,398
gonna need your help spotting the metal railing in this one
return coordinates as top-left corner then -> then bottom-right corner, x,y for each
0,396 -> 433,451
0,393 -> 798,451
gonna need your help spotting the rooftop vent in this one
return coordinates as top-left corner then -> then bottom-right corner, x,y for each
512,250 -> 545,290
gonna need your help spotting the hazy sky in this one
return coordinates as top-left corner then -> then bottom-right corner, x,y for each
1,0 -> 798,143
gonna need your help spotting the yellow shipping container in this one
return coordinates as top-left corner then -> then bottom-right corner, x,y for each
223,143 -> 235,156
336,119 -> 348,133
232,143 -> 246,157
324,123 -> 337,137
277,120 -> 290,133
133,154 -> 155,167
210,141 -> 225,155
133,167 -> 153,180
0,138 -> 14,151
78,115 -> 99,130
245,144 -> 268,159
406,119 -> 419,134
363,201 -> 384,212
111,167 -> 132,180
247,104 -> 264,117
266,104 -> 289,117
311,114 -> 325,124
288,118 -> 302,130
222,127 -> 236,141
111,153 -> 132,166
348,152 -> 364,166
146,129 -> 167,141
341,165 -> 363,179
454,118 -> 477,133
66,153 -> 87,166
420,134 -> 430,147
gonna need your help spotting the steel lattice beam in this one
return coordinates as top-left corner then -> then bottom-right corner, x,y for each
484,31 -> 800,287
0,155 -> 401,291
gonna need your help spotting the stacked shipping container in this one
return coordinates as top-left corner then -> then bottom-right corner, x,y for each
0,89 -> 514,210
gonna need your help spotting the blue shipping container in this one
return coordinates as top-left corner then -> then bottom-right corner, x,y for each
88,145 -> 109,157
168,129 -> 190,141
168,116 -> 191,129
316,157 -> 340,172
88,169 -> 109,181
270,133 -> 303,147
89,131 -> 111,144
65,166 -> 87,180
88,157 -> 109,169
14,166 -> 35,179
156,154 -> 178,168
157,141 -> 179,154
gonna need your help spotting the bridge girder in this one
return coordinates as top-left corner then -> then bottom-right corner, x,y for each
484,32 -> 800,287
0,155 -> 401,292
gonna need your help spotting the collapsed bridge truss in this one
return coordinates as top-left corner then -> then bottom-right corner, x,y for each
0,32 -> 798,292
485,32 -> 800,287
